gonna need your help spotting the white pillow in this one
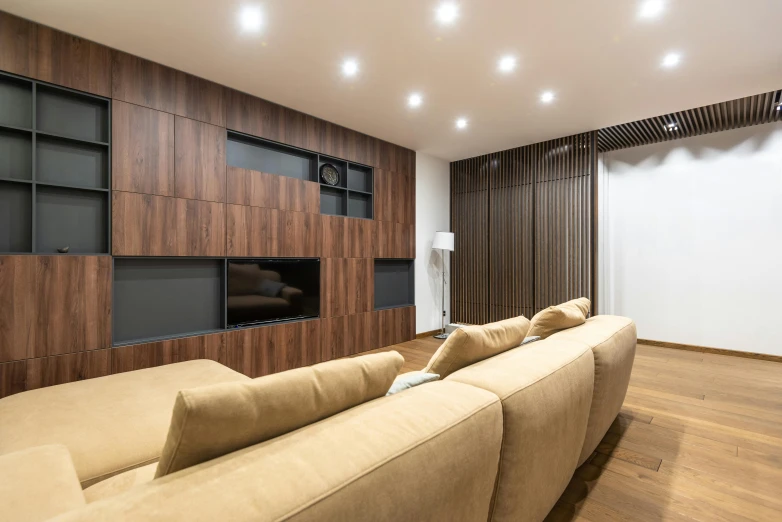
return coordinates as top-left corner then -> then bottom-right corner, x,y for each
386,371 -> 440,395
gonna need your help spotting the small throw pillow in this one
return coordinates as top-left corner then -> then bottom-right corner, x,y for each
423,315 -> 530,379
155,351 -> 404,478
527,297 -> 590,339
386,371 -> 440,395
521,336 -> 541,345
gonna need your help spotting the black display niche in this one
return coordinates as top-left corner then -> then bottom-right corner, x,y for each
374,259 -> 415,310
0,71 -> 111,255
227,131 -> 373,219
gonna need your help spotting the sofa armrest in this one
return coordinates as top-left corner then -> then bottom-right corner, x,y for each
0,444 -> 85,521
280,285 -> 303,305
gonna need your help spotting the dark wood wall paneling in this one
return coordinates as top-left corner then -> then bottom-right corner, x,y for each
450,132 -> 596,325
0,11 -> 416,397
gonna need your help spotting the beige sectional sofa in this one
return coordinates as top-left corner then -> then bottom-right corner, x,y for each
0,314 -> 635,522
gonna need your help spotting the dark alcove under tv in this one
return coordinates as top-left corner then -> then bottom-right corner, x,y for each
227,258 -> 320,328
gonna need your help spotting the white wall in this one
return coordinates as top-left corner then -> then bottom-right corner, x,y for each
599,122 -> 782,356
415,152 -> 451,334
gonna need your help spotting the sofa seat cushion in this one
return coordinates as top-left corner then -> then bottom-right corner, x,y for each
155,351 -> 404,477
0,444 -> 85,522
446,340 -> 594,522
0,360 -> 249,488
423,315 -> 531,379
527,297 -> 591,339
83,462 -> 157,504
52,381 -> 503,522
547,315 -> 637,464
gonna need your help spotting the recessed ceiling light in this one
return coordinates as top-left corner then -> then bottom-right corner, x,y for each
776,101 -> 782,111
661,52 -> 681,68
436,2 -> 459,25
455,118 -> 468,129
498,55 -> 517,73
239,5 -> 263,33
664,122 -> 679,131
540,91 -> 555,104
408,93 -> 423,108
638,0 -> 665,20
342,59 -> 359,77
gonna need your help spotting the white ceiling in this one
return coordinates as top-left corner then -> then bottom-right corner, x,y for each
3,0 -> 781,161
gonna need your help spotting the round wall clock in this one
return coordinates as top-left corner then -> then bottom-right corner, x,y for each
320,163 -> 340,186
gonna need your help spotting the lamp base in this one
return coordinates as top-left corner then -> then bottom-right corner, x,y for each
433,333 -> 449,339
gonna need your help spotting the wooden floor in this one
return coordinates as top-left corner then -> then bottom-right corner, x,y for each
369,338 -> 782,521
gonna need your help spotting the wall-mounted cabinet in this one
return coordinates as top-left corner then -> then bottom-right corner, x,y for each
0,71 -> 111,254
374,259 -> 415,310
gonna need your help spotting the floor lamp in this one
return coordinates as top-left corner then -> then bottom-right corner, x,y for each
432,231 -> 454,339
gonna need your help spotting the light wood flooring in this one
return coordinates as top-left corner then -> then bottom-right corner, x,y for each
368,338 -> 782,521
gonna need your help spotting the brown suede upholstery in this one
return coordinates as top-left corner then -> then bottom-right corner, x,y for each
547,315 -> 637,464
447,340 -> 594,522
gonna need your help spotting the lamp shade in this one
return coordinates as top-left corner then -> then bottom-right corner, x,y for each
432,231 -> 454,251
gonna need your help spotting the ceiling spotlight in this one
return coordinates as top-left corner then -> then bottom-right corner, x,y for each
239,5 -> 263,33
455,118 -> 468,129
498,55 -> 517,73
776,101 -> 782,111
436,2 -> 459,25
661,52 -> 681,68
638,0 -> 665,20
665,122 -> 679,132
408,93 -> 423,108
342,59 -> 359,77
540,91 -> 555,104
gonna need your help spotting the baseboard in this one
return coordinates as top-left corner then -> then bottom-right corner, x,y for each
638,339 -> 782,363
416,329 -> 441,339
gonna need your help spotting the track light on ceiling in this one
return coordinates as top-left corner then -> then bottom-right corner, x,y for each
664,122 -> 679,132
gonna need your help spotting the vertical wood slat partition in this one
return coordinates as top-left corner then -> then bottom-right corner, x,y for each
450,132 -> 596,325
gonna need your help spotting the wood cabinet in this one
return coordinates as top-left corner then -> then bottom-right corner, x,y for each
375,168 -> 415,225
0,256 -> 35,362
0,12 -> 36,78
175,198 -> 225,257
223,320 -> 321,377
374,221 -> 415,258
227,206 -> 320,258
26,349 -> 111,390
321,312 -> 374,361
175,117 -> 226,203
374,306 -> 416,348
111,332 -> 225,374
112,51 -> 177,113
321,258 -> 373,319
226,167 -> 319,213
175,72 -> 226,127
112,100 -> 175,196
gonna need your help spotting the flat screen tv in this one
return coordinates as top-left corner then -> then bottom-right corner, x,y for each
227,259 -> 320,328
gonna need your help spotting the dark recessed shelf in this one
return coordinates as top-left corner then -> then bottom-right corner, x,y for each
347,164 -> 373,192
36,186 -> 109,254
0,181 -> 32,253
374,259 -> 415,310
36,134 -> 109,189
348,191 -> 373,219
35,129 -> 110,147
320,185 -> 348,217
0,127 -> 32,181
0,75 -> 32,129
36,84 -> 109,143
318,155 -> 348,188
227,132 -> 316,182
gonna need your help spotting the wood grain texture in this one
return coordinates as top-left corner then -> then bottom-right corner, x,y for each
321,215 -> 349,258
638,339 -> 782,363
348,218 -> 374,258
0,360 -> 26,398
320,258 -> 373,319
374,168 -> 414,224
374,221 -> 415,259
374,306 -> 416,348
175,71 -> 226,127
111,50 -> 177,113
175,198 -> 225,256
321,312 -> 374,361
347,258 -> 373,315
112,100 -> 175,196
112,191 -> 177,256
227,205 -> 320,258
26,349 -> 111,390
111,332 -> 225,374
175,116 -> 226,203
35,24 -> 111,97
0,12 -> 36,78
0,256 -> 35,362
226,167 -> 318,213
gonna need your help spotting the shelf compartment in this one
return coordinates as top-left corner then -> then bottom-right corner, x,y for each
318,155 -> 348,188
348,191 -> 373,219
0,181 -> 32,252
320,186 -> 348,217
36,134 -> 109,189
35,186 -> 108,254
227,132 -> 316,182
0,127 -> 32,180
36,85 -> 109,143
374,259 -> 415,310
113,258 -> 224,344
0,75 -> 33,129
347,164 -> 373,192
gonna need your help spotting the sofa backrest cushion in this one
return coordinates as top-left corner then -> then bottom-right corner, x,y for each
527,297 -> 590,339
155,351 -> 404,478
423,316 -> 530,379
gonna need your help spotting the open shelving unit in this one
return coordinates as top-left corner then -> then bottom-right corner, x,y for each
0,71 -> 111,254
227,131 -> 373,219
374,259 -> 415,310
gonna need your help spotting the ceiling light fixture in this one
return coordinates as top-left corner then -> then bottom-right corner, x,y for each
540,91 -> 555,104
664,122 -> 679,132
342,59 -> 359,77
436,2 -> 459,25
408,93 -> 423,108
239,5 -> 263,33
638,0 -> 665,20
455,118 -> 468,129
498,55 -> 517,73
661,52 -> 681,68
776,101 -> 782,111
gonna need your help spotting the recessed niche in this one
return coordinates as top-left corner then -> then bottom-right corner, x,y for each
348,192 -> 372,219
318,156 -> 347,188
36,85 -> 109,143
36,135 -> 109,189
374,259 -> 415,310
113,258 -> 224,344
320,186 -> 348,217
0,128 -> 32,180
36,186 -> 108,254
347,164 -> 372,193
0,75 -> 33,129
0,181 -> 32,252
227,132 -> 316,181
